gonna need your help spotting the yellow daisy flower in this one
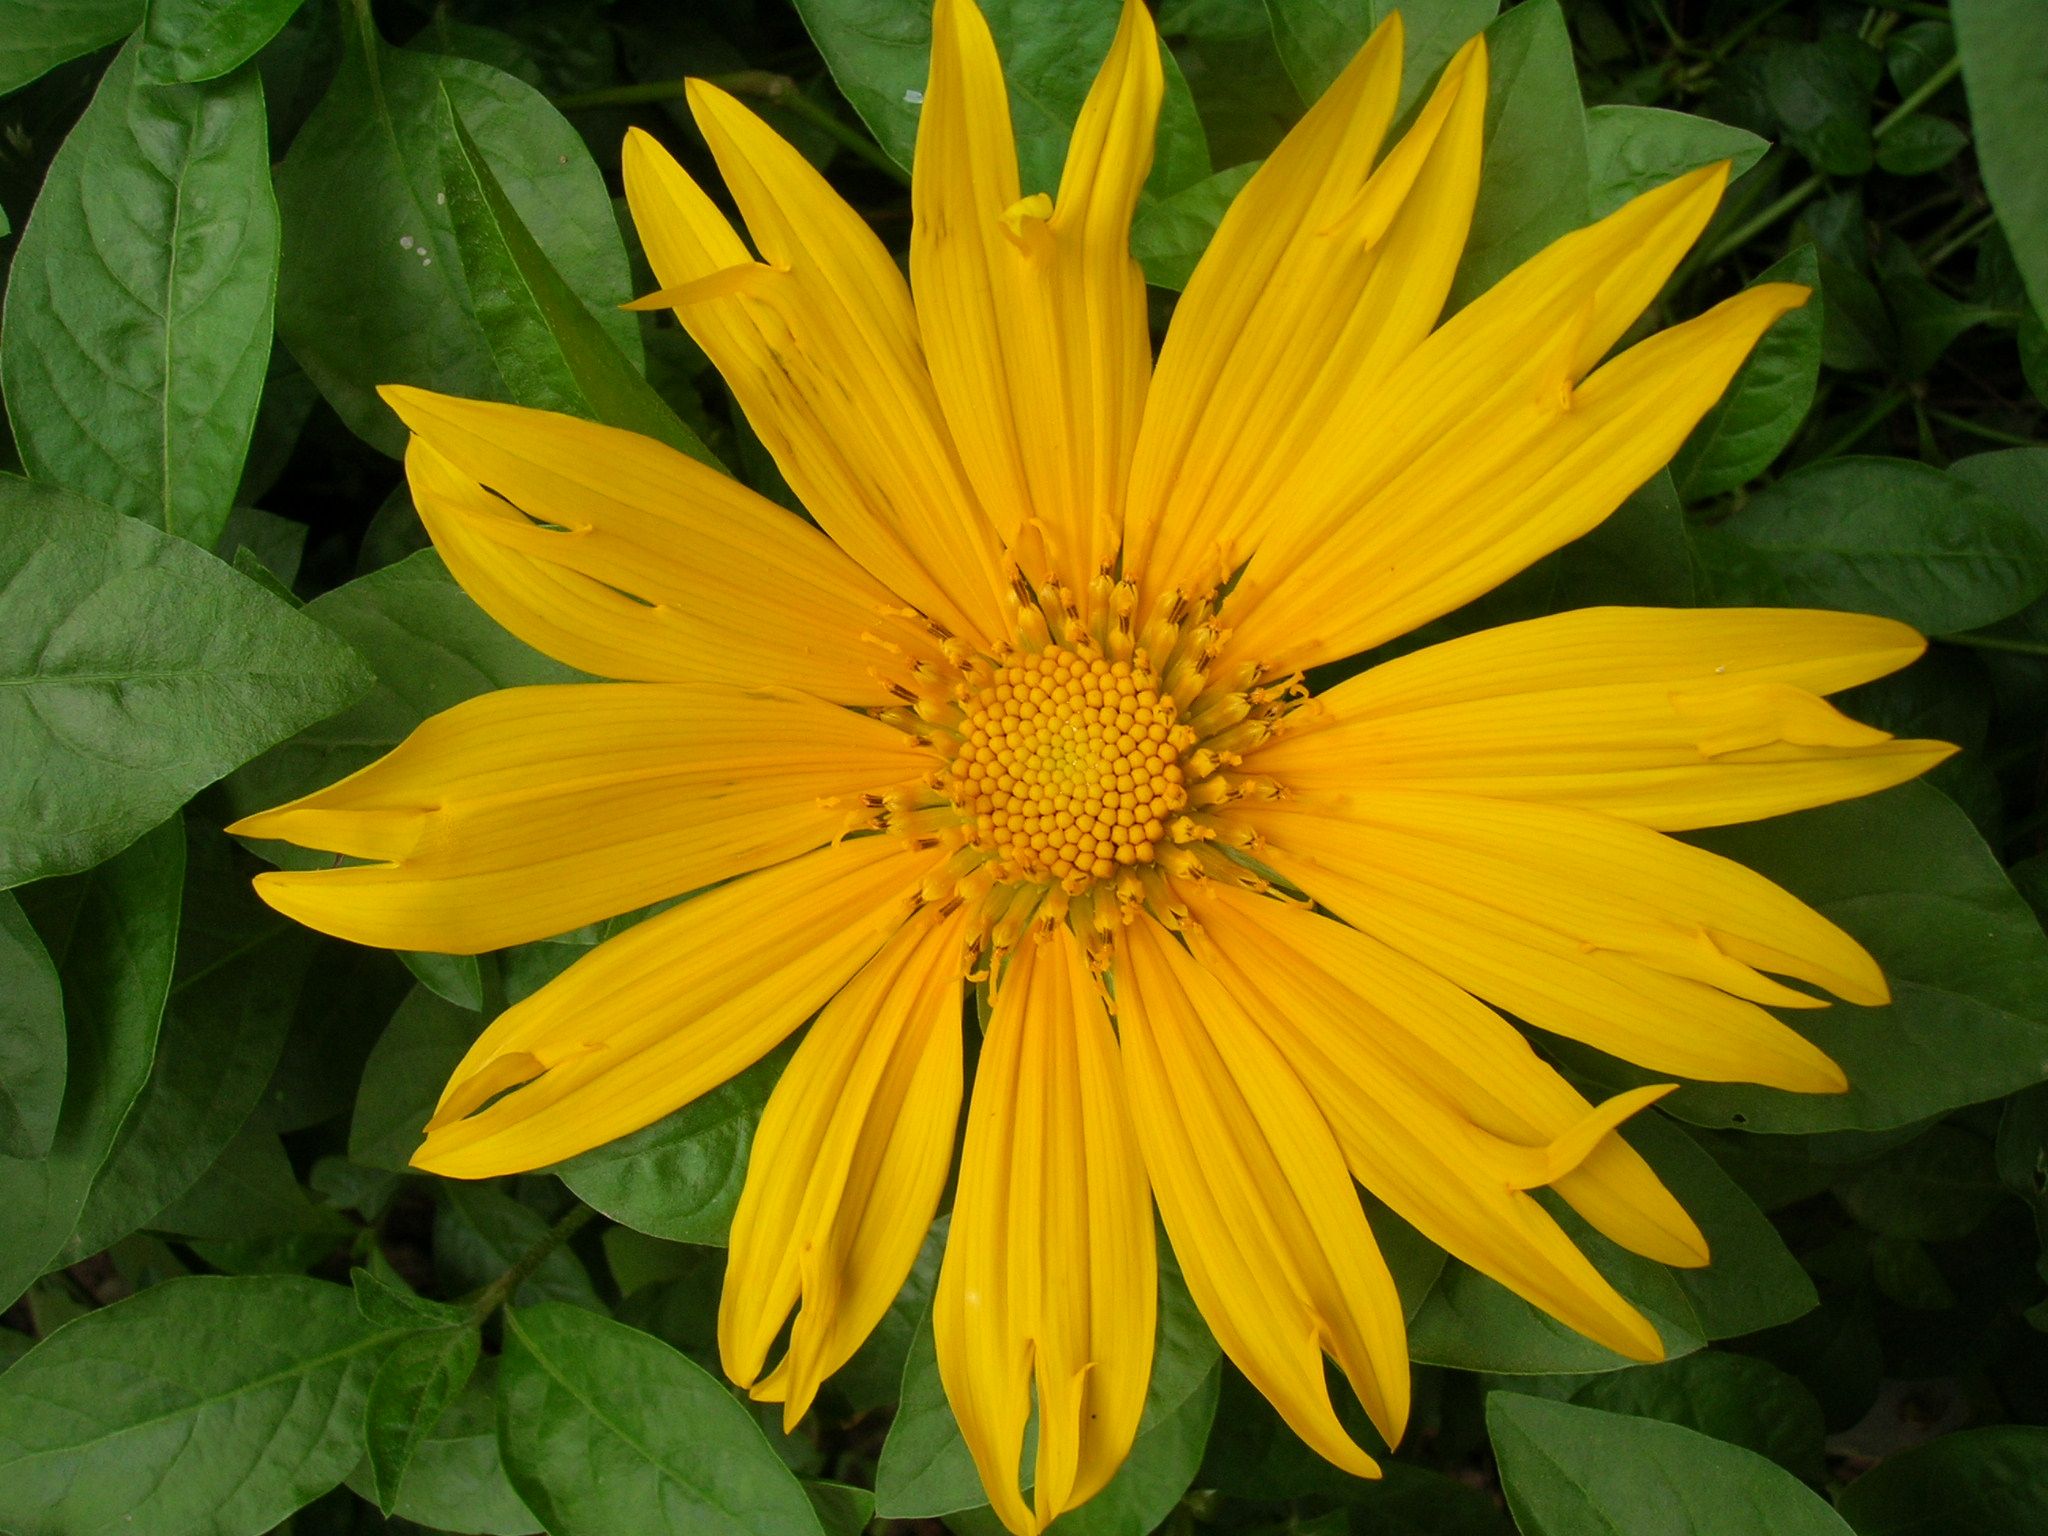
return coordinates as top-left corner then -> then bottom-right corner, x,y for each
233,1 -> 1955,1528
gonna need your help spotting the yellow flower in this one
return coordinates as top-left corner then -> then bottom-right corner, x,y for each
233,1 -> 1955,1528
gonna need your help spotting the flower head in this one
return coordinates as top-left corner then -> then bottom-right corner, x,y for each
232,2 -> 1954,1528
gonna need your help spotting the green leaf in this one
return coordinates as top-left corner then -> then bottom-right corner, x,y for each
136,0 -> 307,84
366,1325 -> 483,1515
1543,1352 -> 1828,1480
436,1185 -> 601,1312
1662,785 -> 2048,1133
1447,0 -> 1586,311
1875,115 -> 1968,177
0,0 -> 141,96
438,92 -> 716,465
1130,162 -> 1255,290
347,1364 -> 540,1536
1763,37 -> 1880,177
0,891 -> 64,1160
273,12 -> 639,456
1690,457 -> 2048,633
1487,1393 -> 1855,1536
64,822 -> 315,1256
1837,1425 -> 2048,1535
805,1481 -> 877,1536
0,819 -> 182,1310
1673,246 -> 1824,501
1,45 -> 278,549
223,550 -> 574,844
1953,0 -> 2048,322
1266,0 -> 1498,118
558,1042 -> 791,1244
1832,1123 -> 2004,1241
498,1302 -> 826,1536
152,1122 -> 342,1243
350,985 -> 480,1173
0,1275 -> 395,1536
874,1248 -> 1220,1521
0,479 -> 369,888
793,0 -> 1210,201
1583,105 -> 1768,219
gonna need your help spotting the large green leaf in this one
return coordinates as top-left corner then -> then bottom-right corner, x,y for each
0,891 -> 64,1160
1583,105 -> 1768,219
222,550 -> 574,845
793,0 -> 1210,201
136,0 -> 307,84
273,10 -> 639,456
1599,784 -> 2048,1135
1673,246 -> 1825,501
0,478 -> 371,889
364,1324 -> 483,1515
1499,1353 -> 1828,1480
1836,1425 -> 2048,1535
1487,1393 -> 1856,1536
438,95 -> 715,465
0,0 -> 141,96
1266,0 -> 1498,117
1691,457 -> 2048,634
63,822 -> 316,1257
0,819 -> 182,1311
1,45 -> 277,550
1953,0 -> 2048,322
874,1249 -> 1220,1522
345,1365 -> 541,1536
1447,0 -> 1587,310
497,1302 -> 826,1536
0,1276 -> 395,1536
558,1043 -> 793,1245
1129,161 -> 1255,290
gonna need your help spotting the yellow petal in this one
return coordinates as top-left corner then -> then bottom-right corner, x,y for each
1124,22 -> 1489,602
1228,279 -> 1809,671
386,389 -> 927,703
721,908 -> 966,1428
934,924 -> 1153,1534
1255,607 -> 1954,831
912,0 -> 1161,594
230,683 -> 926,953
1241,791 -> 1859,1094
1182,888 -> 1668,1363
621,110 -> 1009,646
410,835 -> 939,1178
1187,886 -> 1706,1268
1115,913 -> 1409,1476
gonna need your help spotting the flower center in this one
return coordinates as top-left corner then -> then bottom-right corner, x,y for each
947,644 -> 1190,885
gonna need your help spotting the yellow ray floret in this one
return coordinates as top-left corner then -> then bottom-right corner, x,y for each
722,909 -> 966,1429
412,836 -> 938,1178
1116,913 -> 1412,1470
1256,606 -> 1953,830
231,683 -> 930,953
934,925 -> 1154,1535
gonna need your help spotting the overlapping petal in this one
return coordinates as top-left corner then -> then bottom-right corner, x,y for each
387,388 -> 930,702
230,684 -> 929,953
411,835 -> 940,1179
722,909 -> 965,1428
913,0 -> 1161,592
1242,789 -> 1866,1093
934,924 -> 1154,1534
1252,607 -> 1954,830
1122,19 -> 1488,603
1115,913 -> 1410,1473
621,100 -> 1010,645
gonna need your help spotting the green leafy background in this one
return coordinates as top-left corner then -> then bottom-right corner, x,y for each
2,1 -> 2046,1533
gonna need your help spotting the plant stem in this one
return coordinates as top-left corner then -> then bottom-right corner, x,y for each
553,71 -> 911,187
1925,210 -> 1999,268
1926,407 -> 2043,448
465,1204 -> 597,1324
1937,632 -> 2048,658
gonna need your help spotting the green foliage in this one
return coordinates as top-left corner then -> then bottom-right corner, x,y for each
1,2 -> 2045,1534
